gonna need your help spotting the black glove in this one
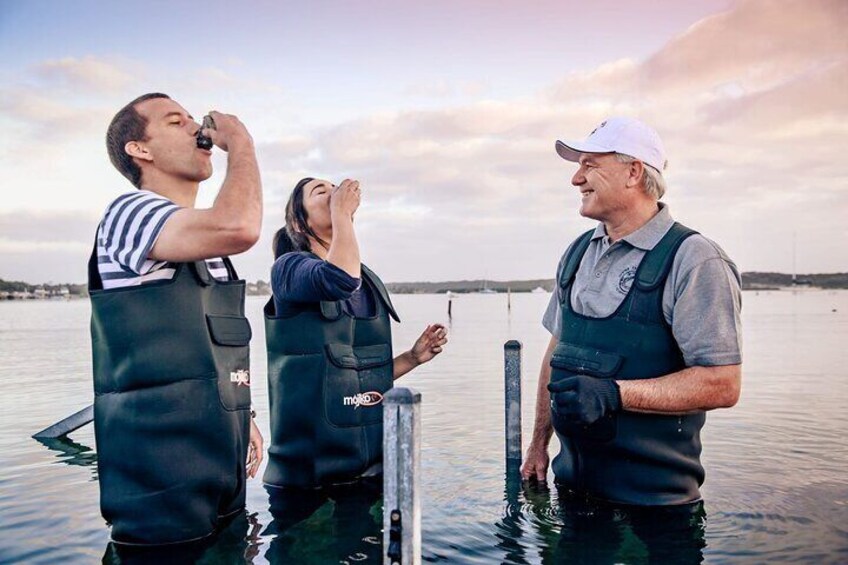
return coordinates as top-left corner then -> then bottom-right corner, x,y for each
548,375 -> 622,425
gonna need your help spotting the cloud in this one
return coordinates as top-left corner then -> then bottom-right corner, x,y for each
36,56 -> 138,93
401,79 -> 489,98
0,211 -> 100,283
0,210 -> 99,244
250,0 -> 848,279
2,0 -> 846,283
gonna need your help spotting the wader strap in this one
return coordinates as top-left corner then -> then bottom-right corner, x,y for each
361,264 -> 400,323
190,261 -> 214,286
320,301 -> 343,320
222,257 -> 239,281
622,222 -> 698,325
635,223 -> 698,291
87,234 -> 104,292
558,229 -> 595,297
264,297 -> 276,317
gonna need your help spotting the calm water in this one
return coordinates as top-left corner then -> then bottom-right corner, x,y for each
1,291 -> 847,564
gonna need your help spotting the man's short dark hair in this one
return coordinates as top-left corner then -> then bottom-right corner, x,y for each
106,93 -> 170,188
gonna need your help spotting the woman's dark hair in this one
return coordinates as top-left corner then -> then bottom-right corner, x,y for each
272,177 -> 330,259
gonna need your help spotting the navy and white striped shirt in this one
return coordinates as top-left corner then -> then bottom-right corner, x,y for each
97,190 -> 229,289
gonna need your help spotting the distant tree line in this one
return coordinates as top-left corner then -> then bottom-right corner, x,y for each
0,279 -> 88,295
385,279 -> 555,294
740,272 -> 848,290
2,273 -> 847,298
385,273 -> 848,293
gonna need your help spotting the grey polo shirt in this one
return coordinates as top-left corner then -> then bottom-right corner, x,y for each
542,203 -> 742,367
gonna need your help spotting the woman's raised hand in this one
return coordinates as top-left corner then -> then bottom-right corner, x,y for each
330,178 -> 361,221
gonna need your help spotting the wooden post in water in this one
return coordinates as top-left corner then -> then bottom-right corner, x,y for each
504,341 -> 522,474
383,387 -> 422,565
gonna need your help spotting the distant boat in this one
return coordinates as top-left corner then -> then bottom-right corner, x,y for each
531,286 -> 548,293
478,280 -> 497,294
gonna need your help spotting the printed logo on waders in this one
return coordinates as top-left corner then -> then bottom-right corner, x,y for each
230,369 -> 250,386
343,391 -> 384,409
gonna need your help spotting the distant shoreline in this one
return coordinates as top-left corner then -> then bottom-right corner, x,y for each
2,272 -> 847,299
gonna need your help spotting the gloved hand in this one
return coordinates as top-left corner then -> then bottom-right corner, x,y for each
548,375 -> 622,425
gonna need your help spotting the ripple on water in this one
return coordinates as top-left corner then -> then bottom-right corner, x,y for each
2,293 -> 848,563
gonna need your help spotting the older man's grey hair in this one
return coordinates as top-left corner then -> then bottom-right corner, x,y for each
614,153 -> 667,200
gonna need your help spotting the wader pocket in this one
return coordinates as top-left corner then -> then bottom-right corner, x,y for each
207,314 -> 252,346
549,343 -> 622,442
324,343 -> 393,428
207,315 -> 252,411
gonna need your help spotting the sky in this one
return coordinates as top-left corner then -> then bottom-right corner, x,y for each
1,0 -> 846,284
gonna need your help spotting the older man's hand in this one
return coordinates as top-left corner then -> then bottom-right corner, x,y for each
548,375 -> 622,425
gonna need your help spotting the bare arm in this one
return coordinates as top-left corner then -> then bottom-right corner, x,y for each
392,351 -> 418,380
618,364 -> 741,414
150,111 -> 262,261
325,179 -> 361,278
520,335 -> 558,481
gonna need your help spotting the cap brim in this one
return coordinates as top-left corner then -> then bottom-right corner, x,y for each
555,140 -> 614,162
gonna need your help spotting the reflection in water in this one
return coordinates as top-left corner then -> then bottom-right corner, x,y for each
498,471 -> 707,565
34,436 -> 98,471
5,293 -> 848,562
548,488 -> 706,564
102,511 -> 263,564
263,479 -> 383,564
496,462 -> 533,564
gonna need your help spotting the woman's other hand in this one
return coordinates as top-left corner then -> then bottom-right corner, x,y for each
410,324 -> 448,365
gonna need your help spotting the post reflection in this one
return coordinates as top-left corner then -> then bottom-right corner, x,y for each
34,436 -> 97,470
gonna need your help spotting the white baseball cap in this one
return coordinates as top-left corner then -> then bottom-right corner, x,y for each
555,116 -> 667,173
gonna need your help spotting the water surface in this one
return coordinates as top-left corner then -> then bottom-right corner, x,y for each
1,291 -> 846,563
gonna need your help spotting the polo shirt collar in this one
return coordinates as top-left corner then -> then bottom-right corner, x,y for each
590,203 -> 675,251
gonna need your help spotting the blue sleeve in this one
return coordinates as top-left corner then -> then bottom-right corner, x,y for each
271,252 -> 361,303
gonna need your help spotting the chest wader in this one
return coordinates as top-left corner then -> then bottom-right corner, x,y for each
551,222 -> 706,506
88,251 -> 252,545
263,263 -> 400,488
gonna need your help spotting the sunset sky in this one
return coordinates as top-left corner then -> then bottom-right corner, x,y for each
1,0 -> 846,284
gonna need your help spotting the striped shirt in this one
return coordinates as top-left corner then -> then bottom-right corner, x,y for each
97,190 -> 229,289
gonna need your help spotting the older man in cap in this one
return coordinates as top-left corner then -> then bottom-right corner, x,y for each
522,117 -> 742,509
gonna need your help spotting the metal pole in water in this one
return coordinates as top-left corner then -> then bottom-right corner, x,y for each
384,387 -> 422,565
504,341 -> 522,473
32,404 -> 94,439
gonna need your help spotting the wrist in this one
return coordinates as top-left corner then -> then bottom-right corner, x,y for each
226,135 -> 255,154
527,438 -> 549,453
330,209 -> 353,224
608,379 -> 623,412
406,349 -> 422,367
